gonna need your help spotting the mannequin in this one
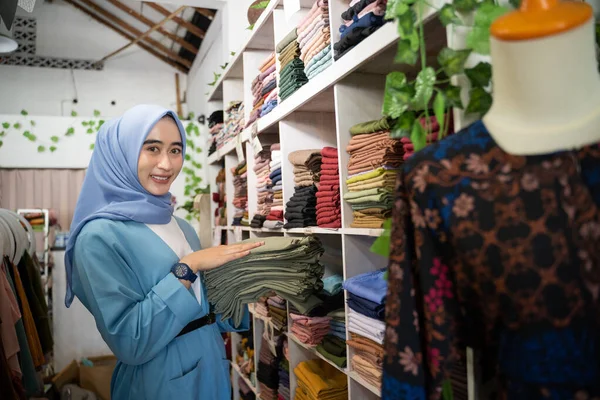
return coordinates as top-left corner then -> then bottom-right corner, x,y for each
483,0 -> 600,154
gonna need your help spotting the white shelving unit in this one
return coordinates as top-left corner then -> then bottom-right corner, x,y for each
205,1 -> 454,399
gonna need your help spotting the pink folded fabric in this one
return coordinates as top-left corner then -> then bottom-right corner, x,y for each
259,64 -> 276,80
298,14 -> 329,45
298,0 -> 328,32
259,53 -> 275,71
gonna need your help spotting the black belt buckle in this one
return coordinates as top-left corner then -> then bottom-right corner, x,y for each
176,312 -> 217,338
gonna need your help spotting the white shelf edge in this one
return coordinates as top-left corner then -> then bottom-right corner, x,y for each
209,137 -> 239,164
287,332 -> 348,375
231,362 -> 259,395
348,370 -> 381,397
207,0 -> 281,101
342,228 -> 383,237
286,227 -> 341,235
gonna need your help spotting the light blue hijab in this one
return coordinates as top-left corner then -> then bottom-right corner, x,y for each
64,104 -> 186,307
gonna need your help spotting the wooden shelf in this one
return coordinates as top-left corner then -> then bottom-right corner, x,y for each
349,370 -> 382,397
207,0 -> 281,101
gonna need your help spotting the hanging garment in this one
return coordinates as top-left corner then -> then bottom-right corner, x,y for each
382,120 -> 600,400
71,217 -> 249,400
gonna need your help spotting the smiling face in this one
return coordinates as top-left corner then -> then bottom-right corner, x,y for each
137,116 -> 184,196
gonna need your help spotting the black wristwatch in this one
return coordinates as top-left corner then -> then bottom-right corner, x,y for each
171,262 -> 198,283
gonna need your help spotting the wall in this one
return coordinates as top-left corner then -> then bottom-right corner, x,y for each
0,1 -> 182,117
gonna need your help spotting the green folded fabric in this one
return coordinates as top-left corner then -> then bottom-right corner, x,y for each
322,335 -> 346,357
316,345 -> 347,368
344,187 -> 391,200
280,82 -> 307,100
349,116 -> 392,136
277,28 -> 298,53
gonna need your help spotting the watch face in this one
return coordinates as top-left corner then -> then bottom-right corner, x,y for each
174,264 -> 188,278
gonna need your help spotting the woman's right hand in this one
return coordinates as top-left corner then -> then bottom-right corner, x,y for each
180,241 -> 265,273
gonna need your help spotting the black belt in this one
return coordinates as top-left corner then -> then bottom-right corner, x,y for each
176,312 -> 216,338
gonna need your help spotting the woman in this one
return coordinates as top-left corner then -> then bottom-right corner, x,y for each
64,105 -> 263,399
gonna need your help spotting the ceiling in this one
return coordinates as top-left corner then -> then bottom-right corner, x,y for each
60,0 -> 217,73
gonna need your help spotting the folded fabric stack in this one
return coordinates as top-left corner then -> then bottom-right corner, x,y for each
298,0 -> 332,80
327,308 -> 346,340
205,237 -> 325,326
277,29 -> 308,101
232,161 -> 248,226
334,0 -> 388,61
343,269 -> 386,388
400,115 -> 449,160
344,117 -> 401,228
267,295 -> 288,331
316,147 -> 341,228
254,296 -> 270,318
249,53 -> 278,126
278,355 -> 291,400
290,313 -> 331,345
316,334 -> 347,369
262,144 -> 284,229
284,149 -> 322,229
251,146 -> 273,228
239,377 -> 256,400
208,110 -> 223,156
347,332 -> 383,389
294,359 -> 348,400
217,101 -> 245,149
214,168 -> 226,226
258,335 -> 281,400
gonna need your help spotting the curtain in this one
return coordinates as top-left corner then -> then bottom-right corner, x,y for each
0,169 -> 86,231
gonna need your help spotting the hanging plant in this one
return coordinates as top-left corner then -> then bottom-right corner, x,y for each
382,0 -> 511,151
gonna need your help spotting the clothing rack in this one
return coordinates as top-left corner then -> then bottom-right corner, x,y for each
17,208 -> 51,305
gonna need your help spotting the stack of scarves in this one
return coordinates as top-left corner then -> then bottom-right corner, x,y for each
248,53 -> 278,126
298,0 -> 332,80
215,168 -> 226,226
264,144 -> 284,229
284,149 -> 322,229
327,308 -> 346,340
239,377 -> 256,400
267,295 -> 288,331
258,335 -> 281,400
316,334 -> 347,369
343,269 -> 386,387
278,356 -> 291,400
208,110 -> 223,156
254,296 -> 270,318
343,269 -> 386,323
316,147 -> 341,228
232,161 -> 248,226
217,101 -> 245,149
205,236 -> 325,326
334,0 -> 387,61
400,115 -> 448,160
251,146 -> 273,228
294,359 -> 348,400
347,332 -> 383,389
344,117 -> 401,228
290,314 -> 331,345
277,29 -> 308,101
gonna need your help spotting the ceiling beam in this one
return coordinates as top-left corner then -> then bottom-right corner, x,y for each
100,5 -> 186,63
105,0 -> 198,55
145,2 -> 205,39
63,0 -> 188,73
75,0 -> 192,68
194,8 -> 215,20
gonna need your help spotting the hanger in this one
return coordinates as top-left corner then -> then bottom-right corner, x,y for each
0,210 -> 28,265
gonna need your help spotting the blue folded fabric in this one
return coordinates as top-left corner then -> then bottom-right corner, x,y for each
322,274 -> 344,296
330,320 -> 346,329
342,268 -> 387,304
260,99 -> 278,117
269,168 -> 282,180
329,324 -> 346,334
347,292 -> 385,321
339,12 -> 384,39
329,329 -> 346,340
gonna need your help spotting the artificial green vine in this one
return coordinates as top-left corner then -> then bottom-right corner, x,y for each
383,0 -> 511,151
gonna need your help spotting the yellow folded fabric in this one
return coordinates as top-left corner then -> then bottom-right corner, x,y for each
346,168 -> 396,185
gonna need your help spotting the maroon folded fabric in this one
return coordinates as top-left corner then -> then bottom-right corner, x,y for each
318,185 -> 339,191
322,147 -> 338,158
317,200 -> 340,207
317,215 -> 341,225
320,176 -> 339,181
316,209 -> 340,218
320,170 -> 339,175
321,164 -> 339,171
321,157 -> 338,164
316,191 -> 338,198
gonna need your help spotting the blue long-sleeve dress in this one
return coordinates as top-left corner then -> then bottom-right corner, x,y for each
71,217 -> 249,399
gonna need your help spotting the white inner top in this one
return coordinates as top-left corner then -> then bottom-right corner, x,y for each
146,217 -> 202,304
